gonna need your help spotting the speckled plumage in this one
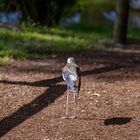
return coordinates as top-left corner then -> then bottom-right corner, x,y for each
62,58 -> 81,96
62,57 -> 81,118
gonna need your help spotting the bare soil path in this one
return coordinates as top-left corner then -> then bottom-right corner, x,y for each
0,47 -> 140,140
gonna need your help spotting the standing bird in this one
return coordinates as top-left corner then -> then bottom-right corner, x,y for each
62,57 -> 81,119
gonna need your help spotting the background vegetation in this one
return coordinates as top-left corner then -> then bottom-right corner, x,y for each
0,0 -> 139,65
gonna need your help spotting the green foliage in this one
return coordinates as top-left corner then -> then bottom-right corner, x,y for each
0,24 -> 113,63
4,0 -> 77,26
0,56 -> 12,66
0,0 -> 6,11
77,0 -> 115,11
0,23 -> 139,66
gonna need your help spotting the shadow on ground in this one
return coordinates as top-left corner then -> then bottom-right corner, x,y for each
0,48 -> 139,137
0,77 -> 65,137
104,117 -> 132,125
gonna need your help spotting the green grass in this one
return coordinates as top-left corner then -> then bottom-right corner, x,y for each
0,56 -> 13,66
0,24 -> 113,61
0,23 -> 140,66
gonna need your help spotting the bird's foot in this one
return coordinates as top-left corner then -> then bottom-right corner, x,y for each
60,115 -> 69,119
60,115 -> 77,119
69,116 -> 77,119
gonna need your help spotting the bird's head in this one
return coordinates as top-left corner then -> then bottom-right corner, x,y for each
67,57 -> 75,64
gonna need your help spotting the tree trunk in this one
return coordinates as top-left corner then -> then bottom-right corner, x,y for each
113,0 -> 130,44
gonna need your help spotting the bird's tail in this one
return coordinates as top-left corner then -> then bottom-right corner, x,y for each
66,79 -> 77,96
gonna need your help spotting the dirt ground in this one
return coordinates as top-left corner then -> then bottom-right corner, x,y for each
0,46 -> 140,140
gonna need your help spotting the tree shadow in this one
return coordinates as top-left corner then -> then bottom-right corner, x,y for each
0,53 -> 138,137
0,64 -> 126,137
0,76 -> 62,87
104,117 -> 132,125
0,84 -> 66,137
82,65 -> 123,75
0,63 -> 134,87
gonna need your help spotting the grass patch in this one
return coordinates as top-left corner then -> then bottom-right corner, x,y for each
0,23 -> 139,65
0,24 -> 113,61
0,56 -> 13,66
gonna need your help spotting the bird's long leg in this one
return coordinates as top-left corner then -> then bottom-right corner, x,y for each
61,86 -> 69,119
69,93 -> 77,119
73,94 -> 77,118
66,86 -> 69,117
71,82 -> 79,119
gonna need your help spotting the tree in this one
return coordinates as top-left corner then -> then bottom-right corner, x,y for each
4,0 -> 77,26
113,0 -> 130,44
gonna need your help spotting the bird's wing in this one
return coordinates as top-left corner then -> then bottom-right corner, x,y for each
76,66 -> 81,94
62,65 -> 78,81
62,66 -> 77,95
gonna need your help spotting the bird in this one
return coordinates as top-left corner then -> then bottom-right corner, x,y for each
62,57 -> 81,119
